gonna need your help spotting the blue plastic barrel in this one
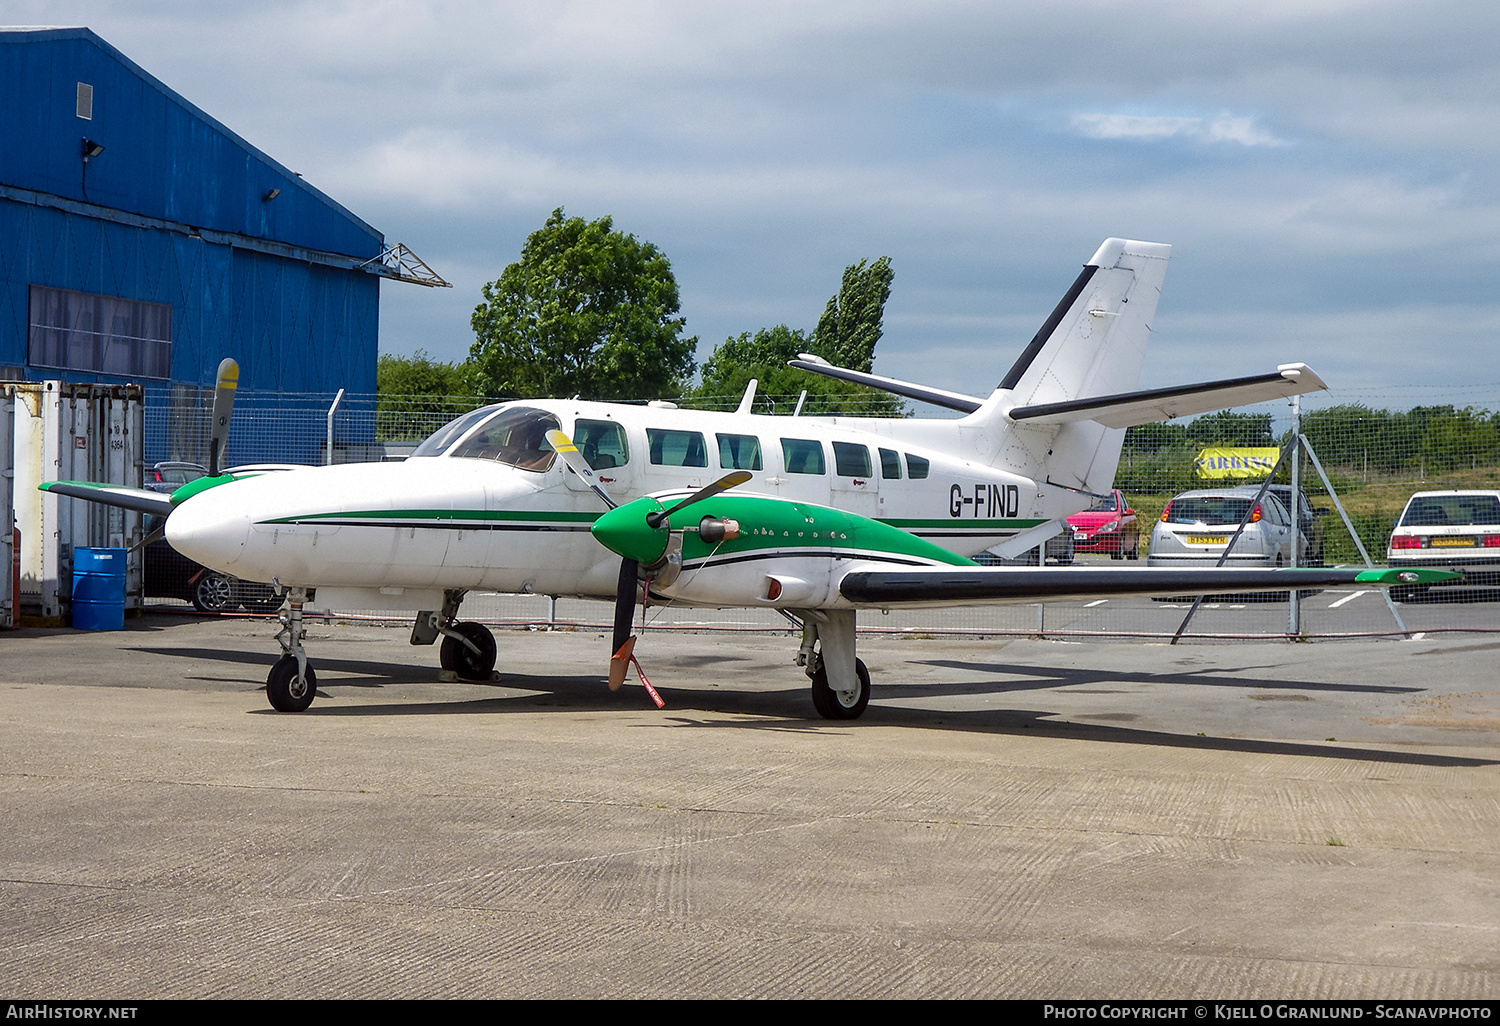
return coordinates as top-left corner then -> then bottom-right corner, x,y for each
72,547 -> 127,631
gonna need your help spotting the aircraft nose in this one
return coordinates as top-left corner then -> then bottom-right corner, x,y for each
165,492 -> 250,569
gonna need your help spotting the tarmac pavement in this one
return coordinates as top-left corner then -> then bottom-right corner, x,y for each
0,614 -> 1496,999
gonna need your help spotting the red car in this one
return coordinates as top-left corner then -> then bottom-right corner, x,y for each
1067,489 -> 1140,559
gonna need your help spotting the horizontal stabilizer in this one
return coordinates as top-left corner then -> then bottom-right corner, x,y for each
1008,364 -> 1326,429
39,481 -> 174,518
840,565 -> 1457,608
787,354 -> 984,414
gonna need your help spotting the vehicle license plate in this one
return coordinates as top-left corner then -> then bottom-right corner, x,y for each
1187,535 -> 1226,545
1431,536 -> 1474,547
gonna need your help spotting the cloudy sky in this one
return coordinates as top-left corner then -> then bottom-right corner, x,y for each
17,1 -> 1500,407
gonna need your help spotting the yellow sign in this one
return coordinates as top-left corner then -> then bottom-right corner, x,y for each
1194,447 -> 1281,479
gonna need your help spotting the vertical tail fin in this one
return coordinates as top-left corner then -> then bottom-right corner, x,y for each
978,239 -> 1170,494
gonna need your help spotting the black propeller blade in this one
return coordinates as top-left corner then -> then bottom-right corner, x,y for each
548,428 -> 750,700
646,471 -> 752,528
608,557 -> 639,692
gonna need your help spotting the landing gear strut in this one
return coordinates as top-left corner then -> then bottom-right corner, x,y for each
267,587 -> 317,712
412,589 -> 498,682
794,609 -> 871,720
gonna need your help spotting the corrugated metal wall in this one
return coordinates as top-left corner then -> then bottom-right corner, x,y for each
0,28 -> 382,407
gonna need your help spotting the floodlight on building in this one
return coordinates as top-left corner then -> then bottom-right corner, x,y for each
81,138 -> 105,162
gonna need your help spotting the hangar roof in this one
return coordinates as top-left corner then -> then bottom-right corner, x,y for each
0,26 -> 382,262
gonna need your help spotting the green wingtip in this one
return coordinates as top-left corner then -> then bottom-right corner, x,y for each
1355,568 -> 1466,585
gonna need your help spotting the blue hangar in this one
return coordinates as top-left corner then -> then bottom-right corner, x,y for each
0,26 -> 446,459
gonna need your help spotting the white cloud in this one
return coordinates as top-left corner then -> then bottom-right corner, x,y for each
1070,113 -> 1287,147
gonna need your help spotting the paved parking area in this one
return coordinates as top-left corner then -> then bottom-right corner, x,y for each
1,616 -> 1496,998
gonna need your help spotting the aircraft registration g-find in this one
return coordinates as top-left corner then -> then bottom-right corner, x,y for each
44,239 -> 1456,718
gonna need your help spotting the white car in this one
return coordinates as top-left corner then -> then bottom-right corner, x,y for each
1148,486 -> 1306,568
1386,490 -> 1500,600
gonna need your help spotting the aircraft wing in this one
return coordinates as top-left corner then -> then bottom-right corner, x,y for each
39,480 -> 175,517
839,564 -> 1455,608
1008,364 -> 1326,429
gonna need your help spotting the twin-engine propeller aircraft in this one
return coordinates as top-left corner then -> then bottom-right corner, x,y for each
44,239 -> 1455,717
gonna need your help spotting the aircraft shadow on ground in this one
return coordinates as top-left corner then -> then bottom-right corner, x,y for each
904,659 -> 1425,696
135,646 -> 1495,768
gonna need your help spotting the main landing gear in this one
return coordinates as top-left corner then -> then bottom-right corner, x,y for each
263,588 -> 500,713
793,608 -> 871,720
411,589 -> 498,683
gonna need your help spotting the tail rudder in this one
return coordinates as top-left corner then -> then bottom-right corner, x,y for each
997,238 -> 1171,407
975,239 -> 1170,494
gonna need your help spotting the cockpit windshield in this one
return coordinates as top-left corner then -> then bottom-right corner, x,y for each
409,406 -> 500,458
444,406 -> 560,472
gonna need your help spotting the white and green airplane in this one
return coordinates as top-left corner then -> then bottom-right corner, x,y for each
43,239 -> 1455,717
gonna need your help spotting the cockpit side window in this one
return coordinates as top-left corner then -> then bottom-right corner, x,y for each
447,407 -> 560,472
409,405 -> 500,458
575,419 -> 629,469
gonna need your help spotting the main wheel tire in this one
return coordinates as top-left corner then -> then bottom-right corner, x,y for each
267,654 -> 317,712
192,572 -> 237,613
810,658 -> 871,720
440,621 -> 497,681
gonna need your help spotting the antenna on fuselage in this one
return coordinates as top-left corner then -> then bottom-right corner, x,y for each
736,379 -> 758,415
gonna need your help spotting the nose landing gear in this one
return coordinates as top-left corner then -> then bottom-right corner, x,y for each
266,587 -> 317,712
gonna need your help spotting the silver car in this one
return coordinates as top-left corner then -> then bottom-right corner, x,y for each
1148,486 -> 1306,568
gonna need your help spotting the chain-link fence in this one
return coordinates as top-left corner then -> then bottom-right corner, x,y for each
140,387 -> 1500,641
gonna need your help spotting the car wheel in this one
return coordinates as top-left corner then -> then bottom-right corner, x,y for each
191,572 -> 237,613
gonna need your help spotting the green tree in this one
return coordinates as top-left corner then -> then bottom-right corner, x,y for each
1185,411 -> 1274,447
686,257 -> 903,416
468,208 -> 697,400
377,350 -> 470,400
811,256 -> 893,373
376,350 -> 482,440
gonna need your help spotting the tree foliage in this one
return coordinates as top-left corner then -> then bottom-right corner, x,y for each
468,208 -> 697,400
811,256 -> 893,373
1184,411 -> 1274,447
377,350 -> 470,402
1300,404 -> 1500,476
686,257 -> 902,416
375,350 -> 484,440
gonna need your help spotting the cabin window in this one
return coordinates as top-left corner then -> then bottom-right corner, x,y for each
447,406 -> 559,472
717,433 -> 763,471
906,453 -> 930,479
781,438 -> 826,475
832,441 -> 872,478
647,428 -> 708,467
879,447 -> 902,480
575,419 -> 629,469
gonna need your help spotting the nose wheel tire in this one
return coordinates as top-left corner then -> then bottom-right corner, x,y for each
267,654 -> 317,712
440,621 -> 498,681
810,658 -> 871,720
